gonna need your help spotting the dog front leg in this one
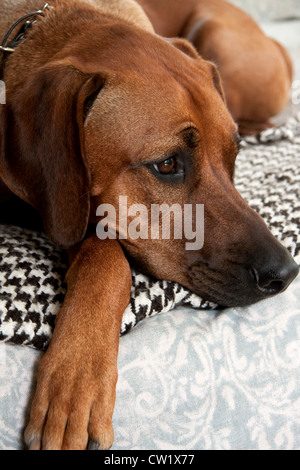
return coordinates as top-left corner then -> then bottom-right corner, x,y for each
24,236 -> 132,450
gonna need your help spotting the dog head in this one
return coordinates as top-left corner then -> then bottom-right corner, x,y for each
0,20 -> 298,306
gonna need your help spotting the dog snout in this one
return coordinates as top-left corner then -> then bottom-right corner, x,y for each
251,257 -> 299,297
185,197 -> 299,307
188,245 -> 298,307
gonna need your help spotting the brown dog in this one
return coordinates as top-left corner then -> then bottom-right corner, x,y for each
138,0 -> 294,135
0,0 -> 298,450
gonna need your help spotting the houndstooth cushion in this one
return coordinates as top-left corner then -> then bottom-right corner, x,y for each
0,117 -> 300,350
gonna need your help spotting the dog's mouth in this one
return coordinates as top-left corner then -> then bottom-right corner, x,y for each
122,233 -> 299,308
188,257 -> 299,308
187,263 -> 258,307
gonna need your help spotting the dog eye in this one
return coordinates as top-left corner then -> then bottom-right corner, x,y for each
153,157 -> 178,175
151,154 -> 186,182
147,150 -> 189,183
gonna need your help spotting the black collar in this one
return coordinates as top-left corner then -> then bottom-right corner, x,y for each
0,3 -> 51,79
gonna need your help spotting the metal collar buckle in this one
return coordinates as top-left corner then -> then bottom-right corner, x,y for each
0,3 -> 51,56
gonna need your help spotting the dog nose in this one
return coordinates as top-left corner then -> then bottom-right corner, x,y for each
252,259 -> 299,296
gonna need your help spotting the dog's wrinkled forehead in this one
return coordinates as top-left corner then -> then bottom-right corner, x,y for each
85,48 -> 230,159
85,33 -> 220,112
82,30 -> 238,200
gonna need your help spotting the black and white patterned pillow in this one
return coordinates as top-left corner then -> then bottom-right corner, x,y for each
0,117 -> 299,350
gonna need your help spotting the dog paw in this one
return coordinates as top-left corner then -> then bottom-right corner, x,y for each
24,350 -> 116,450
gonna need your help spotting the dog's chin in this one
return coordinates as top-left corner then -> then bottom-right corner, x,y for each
189,286 -> 266,308
128,264 -> 264,308
187,274 -> 268,308
127,256 -> 276,308
194,291 -> 264,309
184,261 -> 275,308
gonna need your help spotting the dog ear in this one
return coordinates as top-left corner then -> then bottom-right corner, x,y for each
168,38 -> 200,60
208,62 -> 226,102
169,38 -> 226,102
0,62 -> 104,249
